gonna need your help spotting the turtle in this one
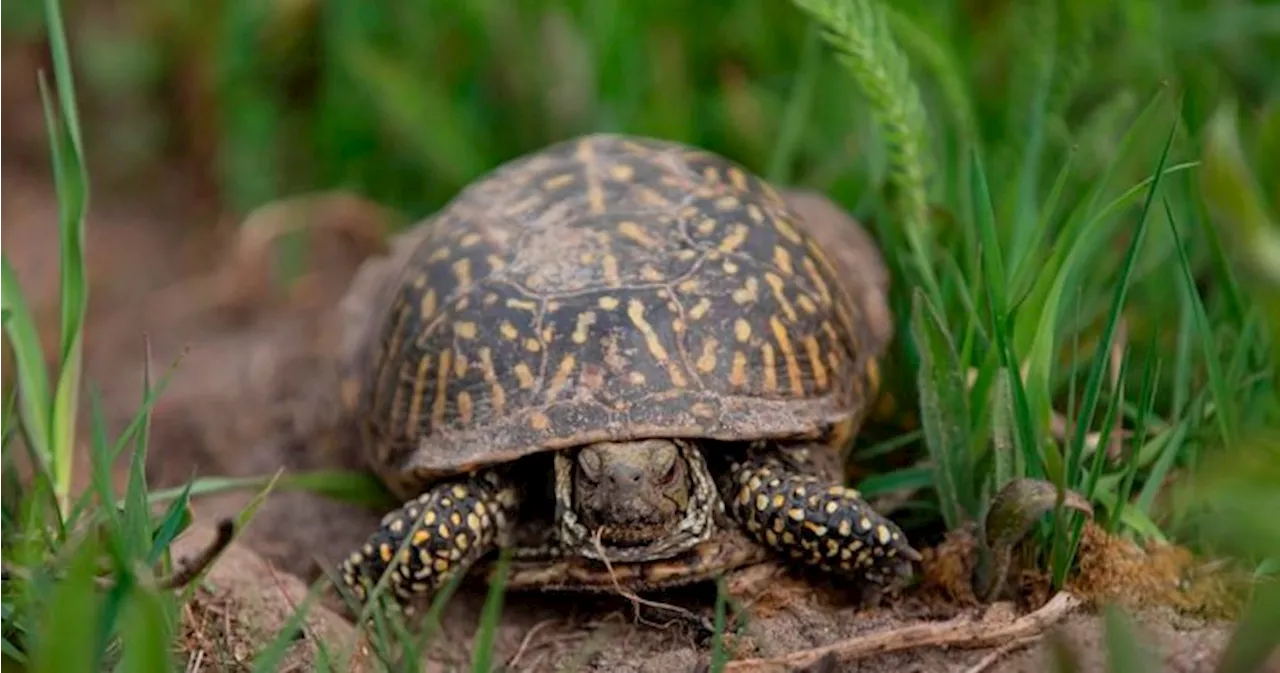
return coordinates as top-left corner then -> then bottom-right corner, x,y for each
336,133 -> 921,609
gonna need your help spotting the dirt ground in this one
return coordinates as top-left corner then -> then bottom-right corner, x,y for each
2,60 -> 1269,671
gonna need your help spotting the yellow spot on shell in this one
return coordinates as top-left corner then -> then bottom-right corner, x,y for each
765,273 -> 797,321
610,164 -> 635,181
727,167 -> 748,191
718,224 -> 749,253
452,258 -> 472,287
866,357 -> 881,396
804,335 -> 828,390
773,216 -> 803,244
487,255 -> 506,270
545,355 -> 576,401
379,544 -> 393,563
802,257 -> 832,305
696,339 -> 719,373
459,233 -> 482,247
500,322 -> 519,340
626,300 -> 668,362
771,494 -> 785,508
769,316 -> 804,396
478,348 -> 505,416
544,173 -> 575,189
628,371 -> 646,385
406,354 -> 432,435
429,247 -> 451,262
838,519 -> 852,536
598,296 -> 620,310
513,363 -> 535,389
577,138 -> 606,214
413,530 -> 430,545
731,351 -> 748,387
506,298 -> 538,312
617,221 -> 659,248
689,298 -> 711,320
602,255 -> 621,286
457,391 -> 473,425
797,295 -> 818,314
714,196 -> 741,211
420,289 -> 438,318
732,277 -> 759,305
454,322 -> 478,339
734,319 -> 752,343
755,495 -> 769,511
773,246 -> 794,275
761,344 -> 778,392
697,218 -> 717,235
431,349 -> 452,424
573,312 -> 597,343
523,338 -> 539,352
788,509 -> 805,522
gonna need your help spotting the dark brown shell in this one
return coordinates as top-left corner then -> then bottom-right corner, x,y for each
354,134 -> 883,492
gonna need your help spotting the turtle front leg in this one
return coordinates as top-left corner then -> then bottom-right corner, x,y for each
339,468 -> 519,608
725,449 -> 921,587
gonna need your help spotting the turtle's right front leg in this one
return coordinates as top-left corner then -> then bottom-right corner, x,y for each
339,468 -> 519,607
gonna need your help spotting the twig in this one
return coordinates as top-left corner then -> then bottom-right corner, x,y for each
506,618 -> 557,670
158,518 -> 236,590
961,635 -> 1042,673
589,529 -> 716,634
723,591 -> 1082,672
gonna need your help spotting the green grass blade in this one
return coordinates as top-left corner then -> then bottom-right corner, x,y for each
30,533 -> 102,673
910,287 -> 974,527
470,551 -> 512,673
1,258 -> 53,470
1164,197 -> 1236,447
118,584 -> 175,673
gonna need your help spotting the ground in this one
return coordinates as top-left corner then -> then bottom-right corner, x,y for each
2,80 -> 1266,672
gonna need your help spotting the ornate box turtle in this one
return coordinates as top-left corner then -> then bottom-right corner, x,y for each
337,133 -> 920,607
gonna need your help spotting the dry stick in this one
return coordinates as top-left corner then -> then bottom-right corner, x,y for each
505,618 -> 557,670
588,529 -> 716,634
961,635 -> 1043,673
158,518 -> 236,590
723,591 -> 1082,673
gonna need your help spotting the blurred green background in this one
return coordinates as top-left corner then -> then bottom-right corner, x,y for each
4,0 -> 1276,221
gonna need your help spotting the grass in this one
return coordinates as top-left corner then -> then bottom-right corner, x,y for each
3,0 -> 1280,671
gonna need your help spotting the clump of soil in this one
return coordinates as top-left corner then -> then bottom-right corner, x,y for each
1067,522 -> 1248,621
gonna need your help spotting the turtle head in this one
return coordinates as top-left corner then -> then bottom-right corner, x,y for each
553,439 -> 719,562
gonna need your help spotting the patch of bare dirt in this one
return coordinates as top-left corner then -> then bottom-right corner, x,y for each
2,155 -> 1253,672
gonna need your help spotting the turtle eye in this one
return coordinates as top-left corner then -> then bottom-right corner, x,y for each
577,447 -> 604,482
658,455 -> 681,484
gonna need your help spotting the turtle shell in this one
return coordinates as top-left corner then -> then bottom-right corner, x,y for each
354,134 -> 883,496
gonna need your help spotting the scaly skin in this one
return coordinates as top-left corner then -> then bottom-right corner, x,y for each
339,469 -> 518,605
724,448 -> 921,585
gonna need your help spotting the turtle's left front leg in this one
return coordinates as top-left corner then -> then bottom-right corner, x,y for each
724,446 -> 921,586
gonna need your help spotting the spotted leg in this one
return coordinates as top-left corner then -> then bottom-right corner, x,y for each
339,469 -> 519,608
724,449 -> 921,587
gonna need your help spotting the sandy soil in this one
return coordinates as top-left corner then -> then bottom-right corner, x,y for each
2,58 -> 1265,669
